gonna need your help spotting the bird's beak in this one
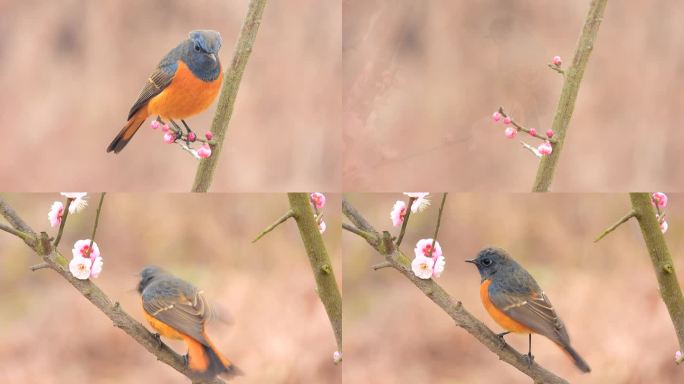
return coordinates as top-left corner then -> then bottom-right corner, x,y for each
465,259 -> 477,264
209,53 -> 217,63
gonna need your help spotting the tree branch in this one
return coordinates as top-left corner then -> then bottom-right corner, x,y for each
428,193 -> 447,258
0,197 -> 226,384
342,198 -> 569,384
594,210 -> 636,242
287,193 -> 342,354
191,0 -> 269,192
396,197 -> 416,246
86,193 -> 106,257
629,193 -> 684,354
252,209 -> 294,243
531,0 -> 608,192
54,198 -> 73,248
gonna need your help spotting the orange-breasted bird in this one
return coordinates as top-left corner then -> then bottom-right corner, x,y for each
137,266 -> 241,380
107,30 -> 224,153
466,247 -> 591,373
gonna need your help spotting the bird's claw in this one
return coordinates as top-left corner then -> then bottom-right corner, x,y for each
523,353 -> 535,367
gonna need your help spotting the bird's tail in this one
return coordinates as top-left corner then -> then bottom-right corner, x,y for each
558,342 -> 591,373
106,107 -> 148,153
186,334 -> 242,380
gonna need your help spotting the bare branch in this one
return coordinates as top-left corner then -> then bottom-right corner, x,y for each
532,0 -> 609,191
428,193 -> 447,258
191,0 -> 269,192
86,193 -> 106,257
396,197 -> 416,246
629,193 -> 684,355
54,198 -> 73,248
252,210 -> 294,243
594,210 -> 636,242
342,199 -> 569,384
288,193 -> 342,353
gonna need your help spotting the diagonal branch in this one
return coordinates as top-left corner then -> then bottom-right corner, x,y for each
594,210 -> 635,242
191,0 -> 269,192
629,193 -> 684,355
532,0 -> 608,191
0,197 -> 226,384
342,198 -> 569,384
288,193 -> 342,355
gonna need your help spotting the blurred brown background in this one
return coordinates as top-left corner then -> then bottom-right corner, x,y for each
0,0 -> 340,191
0,193 -> 341,383
343,1 -> 684,191
343,193 -> 684,383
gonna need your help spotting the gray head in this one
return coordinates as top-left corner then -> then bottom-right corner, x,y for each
465,247 -> 516,280
137,266 -> 166,294
189,30 -> 222,54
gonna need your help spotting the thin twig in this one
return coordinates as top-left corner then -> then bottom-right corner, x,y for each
342,223 -> 377,244
428,193 -> 447,258
547,64 -> 565,75
371,261 -> 392,270
30,262 -> 50,272
499,107 -> 557,143
0,223 -> 33,242
342,199 -> 569,384
396,197 -> 416,247
252,210 -> 294,243
532,0 -> 609,191
54,198 -> 73,248
86,193 -> 106,258
594,210 -> 636,242
191,0 -> 269,192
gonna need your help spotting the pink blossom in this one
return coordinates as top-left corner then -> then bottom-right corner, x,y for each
333,351 -> 343,364
411,255 -> 434,280
503,116 -> 511,125
415,239 -> 443,259
151,120 -> 160,130
390,201 -> 407,227
318,219 -> 327,234
60,193 -> 88,213
652,192 -> 668,208
48,201 -> 64,228
676,351 -> 683,363
161,124 -> 170,132
163,132 -> 175,144
538,141 -> 553,155
197,143 -> 212,158
433,255 -> 446,278
552,55 -> 562,66
492,111 -> 501,122
403,193 -> 430,212
69,256 -> 92,280
660,220 -> 669,234
90,257 -> 104,278
310,192 -> 326,209
187,132 -> 197,142
504,127 -> 517,139
72,239 -> 100,261
205,131 -> 214,140
546,129 -> 554,138
529,128 -> 537,136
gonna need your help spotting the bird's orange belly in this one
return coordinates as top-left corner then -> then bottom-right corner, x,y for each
481,279 -> 534,333
148,61 -> 223,120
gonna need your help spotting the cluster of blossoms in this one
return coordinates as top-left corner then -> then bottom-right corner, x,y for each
310,192 -> 327,234
47,193 -> 104,280
389,193 -> 446,280
652,192 -> 669,234
150,120 -> 213,159
490,56 -> 565,158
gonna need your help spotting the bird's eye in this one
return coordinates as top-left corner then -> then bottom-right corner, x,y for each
481,258 -> 492,266
194,44 -> 201,52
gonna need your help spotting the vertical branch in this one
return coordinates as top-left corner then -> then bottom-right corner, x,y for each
287,193 -> 342,353
86,193 -> 106,257
532,0 -> 608,191
191,0 -> 269,192
630,193 -> 684,352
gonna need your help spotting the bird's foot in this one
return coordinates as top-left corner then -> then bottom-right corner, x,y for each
523,352 -> 535,367
182,353 -> 189,367
152,333 -> 163,349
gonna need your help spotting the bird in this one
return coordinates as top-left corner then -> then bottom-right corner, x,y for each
107,30 -> 223,153
137,266 -> 241,380
466,247 -> 591,373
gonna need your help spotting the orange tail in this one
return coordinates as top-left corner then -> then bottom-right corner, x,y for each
107,107 -> 148,153
185,335 -> 242,380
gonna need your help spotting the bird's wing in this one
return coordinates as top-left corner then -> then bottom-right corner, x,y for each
127,63 -> 176,119
489,287 -> 570,345
143,285 -> 209,345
